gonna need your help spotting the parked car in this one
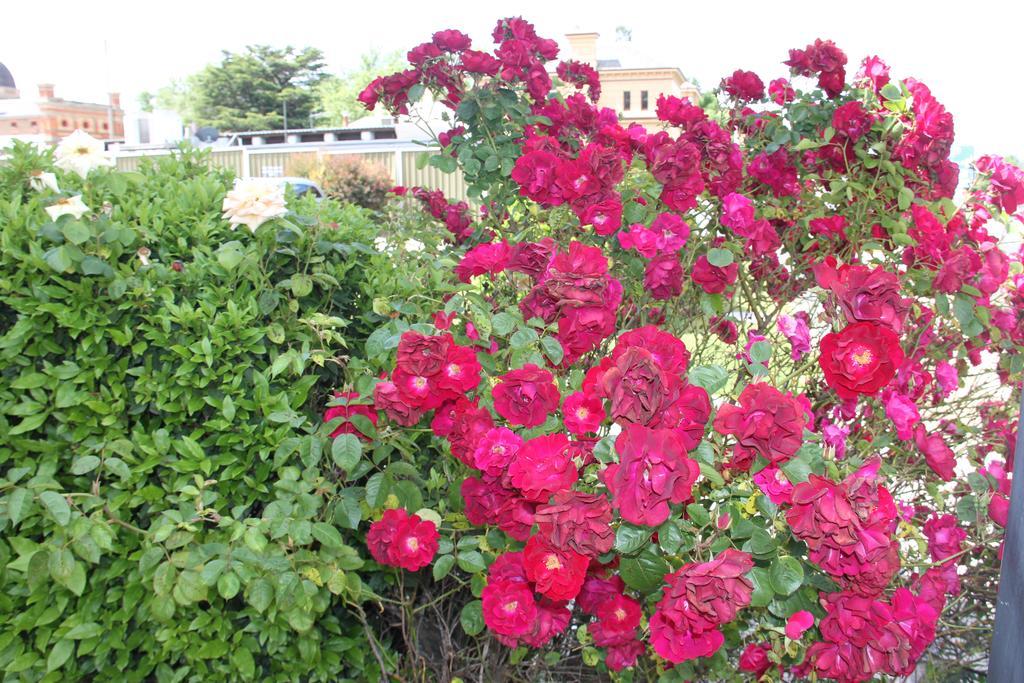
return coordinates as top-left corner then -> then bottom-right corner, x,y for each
278,176 -> 325,199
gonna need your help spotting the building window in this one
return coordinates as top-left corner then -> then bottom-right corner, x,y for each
102,122 -> 109,130
9,122 -> 16,128
30,121 -> 37,127
61,119 -> 69,128
623,91 -> 631,111
641,90 -> 649,110
83,121 -> 90,129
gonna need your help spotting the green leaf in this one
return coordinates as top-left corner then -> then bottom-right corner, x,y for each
331,434 -> 362,471
456,550 -> 486,574
61,221 -> 91,245
898,186 -> 914,211
614,523 -> 653,555
218,572 -> 241,599
540,336 -> 564,365
71,456 -> 101,475
153,562 -> 177,596
749,341 -> 772,363
10,412 -> 47,435
247,578 -> 274,612
686,503 -> 711,528
216,241 -> 245,270
748,528 -> 777,557
688,365 -> 729,394
658,519 -> 685,555
46,639 -> 74,672
880,82 -> 903,100
43,245 -> 74,272
200,559 -> 227,586
706,248 -> 734,267
770,556 -> 805,595
40,491 -> 71,525
460,600 -> 485,636
619,548 -> 670,593
749,567 -> 773,607
65,621 -> 103,640
6,487 -> 33,526
433,554 -> 455,581
312,522 -> 344,549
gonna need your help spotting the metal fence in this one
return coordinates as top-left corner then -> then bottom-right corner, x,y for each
112,140 -> 468,200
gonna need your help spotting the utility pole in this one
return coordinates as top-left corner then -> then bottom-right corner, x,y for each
990,390 -> 1024,678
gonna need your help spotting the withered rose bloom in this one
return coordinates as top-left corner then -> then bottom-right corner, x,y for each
601,425 -> 699,526
373,380 -> 423,426
713,382 -> 807,470
786,459 -> 900,596
507,237 -> 556,279
649,549 -> 754,663
396,331 -> 449,376
827,264 -> 911,333
534,491 -> 614,557
602,347 -> 668,426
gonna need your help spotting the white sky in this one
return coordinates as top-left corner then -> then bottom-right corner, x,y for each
4,0 -> 1022,159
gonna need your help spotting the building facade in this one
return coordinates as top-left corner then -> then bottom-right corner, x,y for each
564,32 -> 699,129
0,62 -> 124,146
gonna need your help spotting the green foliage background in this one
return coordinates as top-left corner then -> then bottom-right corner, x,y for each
0,146 -> 453,681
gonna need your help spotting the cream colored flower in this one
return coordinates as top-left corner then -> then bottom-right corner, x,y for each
54,130 -> 113,178
404,238 -> 425,252
29,171 -> 60,193
221,178 -> 287,232
45,195 -> 90,221
374,235 -> 391,252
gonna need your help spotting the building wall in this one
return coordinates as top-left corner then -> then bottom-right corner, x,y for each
596,69 -> 699,130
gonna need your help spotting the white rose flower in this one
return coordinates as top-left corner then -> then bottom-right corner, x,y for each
404,238 -> 425,252
30,171 -> 60,193
374,235 -> 391,252
54,130 -> 113,178
45,195 -> 90,221
221,178 -> 287,232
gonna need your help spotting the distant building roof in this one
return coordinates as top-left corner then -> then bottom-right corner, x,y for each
0,63 -> 14,90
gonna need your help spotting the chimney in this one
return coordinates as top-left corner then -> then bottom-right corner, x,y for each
109,92 -> 121,109
38,83 -> 55,99
566,32 -> 599,67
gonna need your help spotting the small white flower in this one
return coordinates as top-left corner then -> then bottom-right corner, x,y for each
29,171 -> 60,193
404,238 -> 425,252
374,236 -> 391,252
221,178 -> 288,232
45,195 -> 90,221
54,130 -> 113,178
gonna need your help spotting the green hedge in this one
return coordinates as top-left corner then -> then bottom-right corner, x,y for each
0,145 -> 404,681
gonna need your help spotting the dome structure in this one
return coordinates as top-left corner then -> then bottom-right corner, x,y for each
0,63 -> 18,99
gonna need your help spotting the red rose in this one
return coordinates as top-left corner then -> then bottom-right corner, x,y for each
507,238 -> 556,279
913,424 -> 955,481
691,254 -> 738,294
523,534 -> 588,600
482,579 -> 537,637
454,241 -> 510,283
534,491 -> 613,557
591,594 -> 642,646
601,425 -> 700,526
562,391 -> 605,435
511,149 -> 564,206
819,321 -> 904,399
739,643 -> 773,677
471,427 -> 522,476
713,382 -> 807,470
721,69 -> 765,101
366,508 -> 439,571
605,639 -> 644,671
577,571 -> 625,615
819,264 -> 910,333
492,363 -> 561,427
508,433 -> 578,502
644,254 -> 683,300
436,343 -> 482,394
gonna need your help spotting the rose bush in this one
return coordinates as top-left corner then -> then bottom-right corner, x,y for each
347,17 -> 1022,682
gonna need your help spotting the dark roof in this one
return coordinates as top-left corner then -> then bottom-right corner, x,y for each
0,63 -> 14,90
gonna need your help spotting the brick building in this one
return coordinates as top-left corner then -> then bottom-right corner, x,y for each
0,62 -> 124,145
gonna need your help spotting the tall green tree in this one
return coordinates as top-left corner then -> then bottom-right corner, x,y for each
181,45 -> 327,131
316,50 -> 404,126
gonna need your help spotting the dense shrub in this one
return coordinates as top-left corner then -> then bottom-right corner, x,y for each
346,17 -> 1024,683
0,143 -> 433,681
287,154 -> 394,211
